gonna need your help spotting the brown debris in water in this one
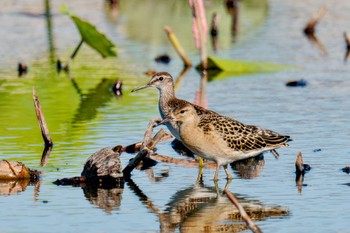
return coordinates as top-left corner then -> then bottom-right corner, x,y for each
0,160 -> 40,181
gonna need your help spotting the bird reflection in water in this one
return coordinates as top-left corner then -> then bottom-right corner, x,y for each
158,180 -> 287,232
82,183 -> 124,214
230,154 -> 265,179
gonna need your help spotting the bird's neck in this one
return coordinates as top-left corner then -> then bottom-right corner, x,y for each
159,85 -> 175,106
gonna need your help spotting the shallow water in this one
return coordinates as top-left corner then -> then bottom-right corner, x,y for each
0,0 -> 350,233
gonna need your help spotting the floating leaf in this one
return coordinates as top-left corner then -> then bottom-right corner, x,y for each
61,5 -> 117,58
197,56 -> 296,80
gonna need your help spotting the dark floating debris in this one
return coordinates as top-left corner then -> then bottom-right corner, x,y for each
54,145 -> 124,188
17,63 -> 28,76
313,148 -> 322,152
112,80 -> 123,96
342,166 -> 350,174
286,79 -> 308,87
54,119 -> 171,187
155,54 -> 171,64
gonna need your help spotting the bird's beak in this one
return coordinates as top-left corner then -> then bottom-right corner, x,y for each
131,83 -> 150,92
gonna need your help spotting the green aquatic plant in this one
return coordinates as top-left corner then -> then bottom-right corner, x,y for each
60,5 -> 117,70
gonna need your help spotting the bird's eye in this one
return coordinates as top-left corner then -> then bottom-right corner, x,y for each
159,76 -> 164,81
180,110 -> 185,114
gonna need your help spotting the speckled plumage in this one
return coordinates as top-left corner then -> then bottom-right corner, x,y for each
168,100 -> 292,180
133,72 -> 292,180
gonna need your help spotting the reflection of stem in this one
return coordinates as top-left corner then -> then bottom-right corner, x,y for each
305,33 -> 328,56
45,0 -> 55,64
296,173 -> 304,194
224,189 -> 262,233
67,72 -> 84,97
174,66 -> 191,92
231,2 -> 239,40
34,179 -> 42,202
126,178 -> 160,215
40,145 -> 53,167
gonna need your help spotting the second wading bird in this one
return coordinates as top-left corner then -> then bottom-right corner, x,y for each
160,102 -> 292,181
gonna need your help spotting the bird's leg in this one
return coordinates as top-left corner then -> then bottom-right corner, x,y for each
271,149 -> 279,159
223,179 -> 232,191
214,179 -> 220,197
214,164 -> 221,181
198,157 -> 205,168
196,165 -> 204,184
223,164 -> 232,180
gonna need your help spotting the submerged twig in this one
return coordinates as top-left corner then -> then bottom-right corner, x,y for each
32,87 -> 53,147
224,189 -> 262,233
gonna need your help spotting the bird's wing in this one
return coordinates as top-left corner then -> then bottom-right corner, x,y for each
199,114 -> 290,152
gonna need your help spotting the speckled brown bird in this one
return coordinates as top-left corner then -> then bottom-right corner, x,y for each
131,72 -> 208,140
164,102 -> 292,180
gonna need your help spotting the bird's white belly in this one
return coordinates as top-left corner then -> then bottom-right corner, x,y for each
180,129 -> 271,166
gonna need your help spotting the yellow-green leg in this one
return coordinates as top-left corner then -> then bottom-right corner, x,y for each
223,164 -> 232,180
198,157 -> 204,167
196,165 -> 204,184
214,164 -> 220,181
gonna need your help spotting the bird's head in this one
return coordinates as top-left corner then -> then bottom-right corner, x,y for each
131,72 -> 174,92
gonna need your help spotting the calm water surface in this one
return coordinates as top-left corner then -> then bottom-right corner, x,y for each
0,1 -> 350,233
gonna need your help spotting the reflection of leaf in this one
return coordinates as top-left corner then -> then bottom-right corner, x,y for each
197,56 -> 296,81
61,5 -> 117,58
